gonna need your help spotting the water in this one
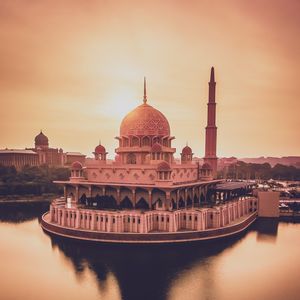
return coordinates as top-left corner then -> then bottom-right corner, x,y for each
0,202 -> 300,300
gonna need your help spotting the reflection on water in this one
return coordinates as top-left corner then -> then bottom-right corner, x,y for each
254,218 -> 279,243
0,201 -> 49,222
50,235 -> 241,300
0,202 -> 300,300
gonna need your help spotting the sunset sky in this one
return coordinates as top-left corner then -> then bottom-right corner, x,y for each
0,0 -> 299,158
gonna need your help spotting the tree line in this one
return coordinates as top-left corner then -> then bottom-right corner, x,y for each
0,165 -> 70,196
218,161 -> 300,181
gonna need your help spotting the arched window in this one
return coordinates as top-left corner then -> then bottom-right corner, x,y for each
123,138 -> 129,147
127,153 -> 136,164
131,136 -> 139,147
142,136 -> 150,146
153,137 -> 160,144
157,198 -> 162,208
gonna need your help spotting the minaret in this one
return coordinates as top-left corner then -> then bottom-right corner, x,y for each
204,67 -> 218,178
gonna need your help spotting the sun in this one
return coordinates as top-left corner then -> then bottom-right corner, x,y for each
100,86 -> 141,120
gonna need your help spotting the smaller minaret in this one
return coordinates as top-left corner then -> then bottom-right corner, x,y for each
204,67 -> 218,178
143,77 -> 147,104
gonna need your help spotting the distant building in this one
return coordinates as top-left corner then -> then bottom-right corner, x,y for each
0,131 -> 85,169
0,149 -> 39,169
64,152 -> 86,166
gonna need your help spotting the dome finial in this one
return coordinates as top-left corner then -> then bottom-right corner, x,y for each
143,76 -> 147,104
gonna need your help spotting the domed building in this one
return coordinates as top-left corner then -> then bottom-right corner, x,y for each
42,70 -> 257,243
32,130 -> 86,166
34,131 -> 49,149
0,130 -> 86,169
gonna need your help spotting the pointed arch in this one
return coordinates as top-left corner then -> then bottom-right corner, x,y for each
79,193 -> 87,205
171,198 -> 176,210
120,196 -> 133,209
136,197 -> 149,210
200,193 -> 205,203
179,197 -> 185,208
142,136 -> 151,147
193,194 -> 199,207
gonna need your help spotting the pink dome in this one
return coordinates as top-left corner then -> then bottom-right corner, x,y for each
157,161 -> 171,171
182,145 -> 192,155
120,103 -> 170,136
94,144 -> 106,154
151,143 -> 162,152
71,161 -> 83,170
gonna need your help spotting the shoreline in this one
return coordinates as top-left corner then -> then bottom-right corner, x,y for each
0,194 -> 58,203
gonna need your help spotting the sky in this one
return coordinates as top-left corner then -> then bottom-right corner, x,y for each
0,0 -> 299,158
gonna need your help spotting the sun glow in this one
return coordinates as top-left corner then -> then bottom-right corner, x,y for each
99,86 -> 142,120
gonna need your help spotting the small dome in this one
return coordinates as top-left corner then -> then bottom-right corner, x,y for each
151,143 -> 162,152
35,131 -> 48,146
120,103 -> 170,136
94,144 -> 106,154
157,161 -> 171,171
202,163 -> 212,170
182,145 -> 192,155
71,161 -> 83,170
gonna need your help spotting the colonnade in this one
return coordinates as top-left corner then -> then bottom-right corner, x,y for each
50,197 -> 257,233
64,183 -> 212,211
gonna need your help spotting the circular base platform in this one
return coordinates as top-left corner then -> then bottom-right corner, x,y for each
40,212 -> 257,244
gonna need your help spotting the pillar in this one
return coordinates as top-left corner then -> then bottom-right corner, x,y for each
64,186 -> 67,202
148,190 -> 152,208
166,191 -> 171,211
75,210 -> 80,228
132,189 -> 136,208
117,188 -> 121,206
75,185 -> 79,203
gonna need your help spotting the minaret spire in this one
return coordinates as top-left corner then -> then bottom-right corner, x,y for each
210,66 -> 215,83
204,66 -> 218,178
143,76 -> 147,104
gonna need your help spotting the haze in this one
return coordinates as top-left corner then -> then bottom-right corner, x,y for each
0,0 -> 299,158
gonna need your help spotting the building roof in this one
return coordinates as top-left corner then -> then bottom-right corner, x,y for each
182,145 -> 192,155
94,144 -> 106,154
157,161 -> 171,171
120,103 -> 170,136
66,152 -> 85,156
71,161 -> 83,170
0,149 -> 37,155
214,181 -> 256,191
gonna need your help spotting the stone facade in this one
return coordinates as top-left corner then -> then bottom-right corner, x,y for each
49,196 -> 257,234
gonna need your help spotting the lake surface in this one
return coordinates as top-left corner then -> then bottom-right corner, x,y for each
0,202 -> 300,300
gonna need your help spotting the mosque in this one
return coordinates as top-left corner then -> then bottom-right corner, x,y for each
41,68 -> 257,243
